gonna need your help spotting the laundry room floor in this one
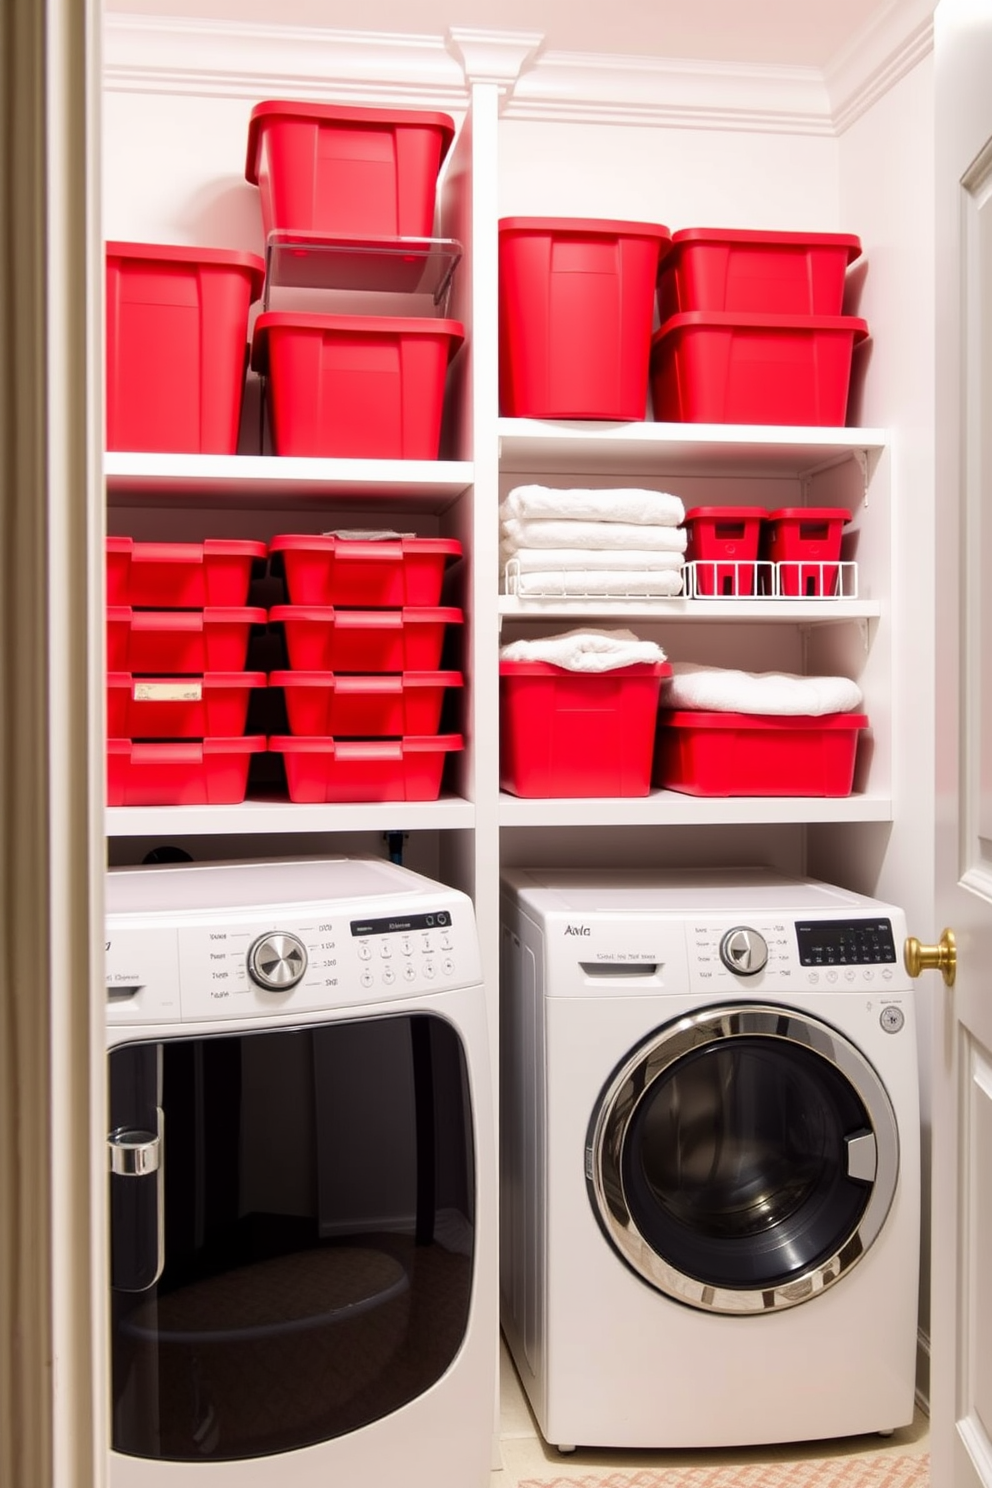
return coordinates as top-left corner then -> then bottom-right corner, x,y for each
492,1337 -> 931,1486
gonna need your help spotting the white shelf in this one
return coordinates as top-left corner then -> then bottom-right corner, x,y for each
498,596 -> 881,623
498,791 -> 893,828
497,419 -> 887,479
106,796 -> 475,837
105,453 -> 474,510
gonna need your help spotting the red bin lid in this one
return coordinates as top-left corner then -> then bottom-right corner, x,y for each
667,227 -> 862,263
499,216 -> 671,241
250,312 -> 465,373
766,508 -> 852,522
684,507 -> 768,521
105,241 -> 266,298
246,101 -> 455,185
651,311 -> 870,347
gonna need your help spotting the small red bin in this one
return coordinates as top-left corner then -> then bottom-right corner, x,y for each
270,606 -> 462,673
107,673 -> 266,739
684,507 -> 767,597
499,661 -> 671,798
269,735 -> 463,803
498,217 -> 671,420
105,242 -> 264,454
649,312 -> 869,426
245,101 -> 455,240
273,671 -> 462,737
763,507 -> 851,596
652,710 -> 869,797
269,535 -> 461,608
657,228 -> 863,321
106,607 -> 265,673
106,539 -> 267,608
107,737 -> 265,807
251,312 -> 464,460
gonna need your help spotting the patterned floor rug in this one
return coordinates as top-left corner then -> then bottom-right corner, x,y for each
519,1453 -> 929,1488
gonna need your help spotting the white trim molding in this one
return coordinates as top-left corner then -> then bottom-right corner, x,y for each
102,3 -> 935,134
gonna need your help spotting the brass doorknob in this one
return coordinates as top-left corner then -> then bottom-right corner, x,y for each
904,927 -> 956,987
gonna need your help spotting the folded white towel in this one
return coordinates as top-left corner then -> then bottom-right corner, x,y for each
500,627 -> 668,671
501,518 -> 688,553
501,485 -> 685,526
663,662 -> 863,716
502,546 -> 684,573
506,569 -> 685,599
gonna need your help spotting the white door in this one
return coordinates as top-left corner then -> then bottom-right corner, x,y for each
930,3 -> 992,1486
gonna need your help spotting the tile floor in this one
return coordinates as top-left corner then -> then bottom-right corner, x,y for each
492,1337 -> 930,1485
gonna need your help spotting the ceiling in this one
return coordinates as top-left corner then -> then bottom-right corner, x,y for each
102,0 -> 912,71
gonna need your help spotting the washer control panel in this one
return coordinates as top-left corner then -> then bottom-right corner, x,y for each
689,913 -> 906,994
106,896 -> 479,1026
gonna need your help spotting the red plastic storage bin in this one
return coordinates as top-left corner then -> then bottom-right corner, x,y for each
107,737 -> 265,807
498,217 -> 671,420
499,660 -> 671,798
652,710 -> 868,797
251,312 -> 464,460
684,507 -> 767,597
270,605 -> 463,673
269,535 -> 461,608
656,229 -> 863,321
269,734 -> 463,803
763,507 -> 851,596
107,673 -> 266,739
245,101 -> 455,240
649,313 -> 869,426
106,539 -> 267,608
106,607 -> 266,673
105,242 -> 264,454
273,671 -> 462,737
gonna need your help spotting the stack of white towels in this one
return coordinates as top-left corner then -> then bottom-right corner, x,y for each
500,484 -> 687,598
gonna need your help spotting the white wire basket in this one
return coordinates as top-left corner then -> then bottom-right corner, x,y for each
684,560 -> 859,600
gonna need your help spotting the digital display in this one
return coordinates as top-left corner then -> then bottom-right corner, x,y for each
350,910 -> 451,937
795,918 -> 896,966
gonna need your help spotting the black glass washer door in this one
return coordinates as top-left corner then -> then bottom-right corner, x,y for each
109,1013 -> 476,1462
586,1003 -> 899,1315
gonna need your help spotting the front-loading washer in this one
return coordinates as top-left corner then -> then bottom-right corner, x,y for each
499,867 -> 920,1451
105,855 -> 496,1488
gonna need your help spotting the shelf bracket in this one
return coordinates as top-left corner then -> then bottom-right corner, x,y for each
855,449 -> 869,509
859,617 -> 870,654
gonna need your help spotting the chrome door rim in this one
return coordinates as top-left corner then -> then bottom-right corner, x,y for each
586,1003 -> 900,1315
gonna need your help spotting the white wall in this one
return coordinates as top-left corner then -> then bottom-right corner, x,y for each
497,117 -> 841,230
833,53 -> 937,1366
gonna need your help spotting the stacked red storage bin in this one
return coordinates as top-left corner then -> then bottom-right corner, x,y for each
106,539 -> 268,806
267,534 -> 464,803
649,228 -> 868,426
245,100 -> 464,459
498,217 -> 672,420
105,243 -> 264,454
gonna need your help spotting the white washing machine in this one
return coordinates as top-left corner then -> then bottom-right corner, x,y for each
499,867 -> 920,1452
105,855 -> 496,1488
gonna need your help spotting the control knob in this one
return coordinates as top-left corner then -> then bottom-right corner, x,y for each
247,931 -> 307,991
719,926 -> 768,977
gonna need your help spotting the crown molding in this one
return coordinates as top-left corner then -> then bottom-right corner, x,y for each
102,7 -> 935,135
827,0 -> 934,134
102,14 -> 469,108
503,53 -> 832,134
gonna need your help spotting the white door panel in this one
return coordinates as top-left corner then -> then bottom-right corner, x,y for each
932,4 -> 992,1485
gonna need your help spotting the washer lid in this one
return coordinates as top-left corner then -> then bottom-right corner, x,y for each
502,866 -> 879,915
106,855 -> 449,917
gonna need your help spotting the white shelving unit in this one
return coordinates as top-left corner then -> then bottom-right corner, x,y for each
104,82 -> 897,942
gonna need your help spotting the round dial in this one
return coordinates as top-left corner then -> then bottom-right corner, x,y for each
247,931 -> 308,991
718,926 -> 769,977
